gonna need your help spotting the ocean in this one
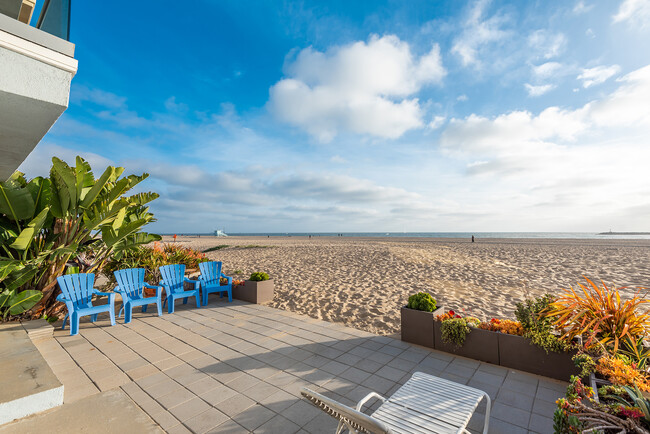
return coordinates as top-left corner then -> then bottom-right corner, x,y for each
164,232 -> 650,240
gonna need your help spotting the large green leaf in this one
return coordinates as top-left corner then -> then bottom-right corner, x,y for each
0,260 -> 23,283
50,157 -> 78,216
0,289 -> 15,309
26,177 -> 52,217
9,207 -> 50,251
2,264 -> 38,292
0,177 -> 35,225
80,166 -> 113,209
8,289 -> 42,316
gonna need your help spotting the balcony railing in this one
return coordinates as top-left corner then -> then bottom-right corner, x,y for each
0,0 -> 70,41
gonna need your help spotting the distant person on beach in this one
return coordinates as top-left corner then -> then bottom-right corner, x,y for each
173,234 -> 177,243
471,235 -> 475,243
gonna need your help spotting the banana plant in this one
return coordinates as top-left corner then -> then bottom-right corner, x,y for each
0,156 -> 161,319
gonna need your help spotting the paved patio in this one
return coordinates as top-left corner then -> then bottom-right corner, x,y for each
31,299 -> 566,433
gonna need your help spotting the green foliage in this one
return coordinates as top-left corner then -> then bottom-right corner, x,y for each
572,353 -> 596,378
203,245 -> 229,253
241,245 -> 270,249
0,157 -> 160,319
232,270 -> 242,274
617,337 -> 650,371
516,294 -> 571,353
441,318 -> 470,347
0,289 -> 42,318
249,272 -> 269,281
407,292 -> 437,312
553,404 -> 582,434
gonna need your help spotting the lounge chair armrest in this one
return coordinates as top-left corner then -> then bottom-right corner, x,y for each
143,283 -> 162,290
92,289 -> 114,296
56,293 -> 68,303
220,274 -> 232,284
355,392 -> 386,412
183,278 -> 201,284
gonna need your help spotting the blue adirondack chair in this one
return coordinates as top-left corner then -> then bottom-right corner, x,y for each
198,261 -> 233,305
159,264 -> 201,314
113,268 -> 163,324
56,273 -> 116,336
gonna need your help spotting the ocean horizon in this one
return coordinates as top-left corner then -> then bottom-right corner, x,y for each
161,232 -> 650,240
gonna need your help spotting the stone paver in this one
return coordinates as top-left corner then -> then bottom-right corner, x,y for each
35,299 -> 568,433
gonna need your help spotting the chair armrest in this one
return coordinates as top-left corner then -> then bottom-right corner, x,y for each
183,278 -> 201,284
56,293 -> 67,303
143,283 -> 162,290
93,289 -> 114,296
220,274 -> 233,284
355,392 -> 386,412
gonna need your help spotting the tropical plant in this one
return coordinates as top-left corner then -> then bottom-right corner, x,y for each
441,318 -> 471,347
572,353 -> 597,378
611,385 -> 650,427
249,272 -> 269,281
0,157 -> 160,318
436,309 -> 462,321
618,337 -> 650,371
547,277 -> 650,352
406,292 -> 437,312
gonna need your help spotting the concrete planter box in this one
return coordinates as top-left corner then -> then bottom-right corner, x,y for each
400,306 -> 444,348
433,322 -> 500,365
232,280 -> 274,304
498,333 -> 579,381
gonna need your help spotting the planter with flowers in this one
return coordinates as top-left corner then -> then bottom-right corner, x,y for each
400,292 -> 443,348
232,272 -> 274,304
433,311 -> 500,364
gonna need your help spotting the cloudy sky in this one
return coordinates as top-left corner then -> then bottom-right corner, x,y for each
20,0 -> 650,233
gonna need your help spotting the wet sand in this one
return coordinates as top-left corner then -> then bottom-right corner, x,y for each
165,235 -> 650,336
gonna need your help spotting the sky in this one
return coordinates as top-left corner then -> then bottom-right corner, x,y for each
19,0 -> 650,233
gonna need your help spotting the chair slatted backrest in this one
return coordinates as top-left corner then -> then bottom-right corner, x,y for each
199,261 -> 222,286
114,268 -> 145,299
159,264 -> 186,293
57,273 -> 95,309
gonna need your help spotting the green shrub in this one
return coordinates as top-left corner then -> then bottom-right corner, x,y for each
516,294 -> 571,353
573,353 -> 596,378
441,318 -> 470,347
249,272 -> 269,281
407,292 -> 437,312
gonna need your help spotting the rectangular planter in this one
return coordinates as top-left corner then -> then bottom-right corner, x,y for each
232,280 -> 274,304
498,333 -> 579,381
400,306 -> 444,349
433,322 -> 500,365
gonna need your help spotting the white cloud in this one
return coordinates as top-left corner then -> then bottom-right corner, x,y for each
532,62 -> 563,78
528,30 -> 567,59
451,0 -> 510,67
428,116 -> 447,129
18,143 -> 114,177
457,94 -> 468,101
613,0 -> 650,28
525,83 -> 556,96
573,1 -> 593,14
577,65 -> 621,88
330,155 -> 348,164
70,85 -> 127,109
268,35 -> 446,142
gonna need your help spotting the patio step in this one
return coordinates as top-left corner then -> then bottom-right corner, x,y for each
0,322 -> 63,426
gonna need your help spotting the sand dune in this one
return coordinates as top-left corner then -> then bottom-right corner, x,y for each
166,235 -> 650,336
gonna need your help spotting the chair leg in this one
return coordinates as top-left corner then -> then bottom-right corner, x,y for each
90,313 -> 98,322
168,297 -> 175,314
228,289 -> 232,302
142,304 -> 148,313
71,312 -> 79,336
61,313 -> 69,330
202,291 -> 207,307
195,293 -> 201,308
156,298 -> 162,316
109,303 -> 116,326
183,297 -> 188,305
124,303 -> 132,324
118,304 -> 125,318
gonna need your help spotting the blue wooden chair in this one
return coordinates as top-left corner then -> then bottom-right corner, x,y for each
56,273 -> 116,336
198,261 -> 233,305
159,264 -> 201,314
114,268 -> 163,324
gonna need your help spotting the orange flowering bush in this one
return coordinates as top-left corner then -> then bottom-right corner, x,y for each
435,309 -> 462,321
596,356 -> 650,392
479,318 -> 524,336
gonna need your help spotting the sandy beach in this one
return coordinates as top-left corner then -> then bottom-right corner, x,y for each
164,235 -> 650,336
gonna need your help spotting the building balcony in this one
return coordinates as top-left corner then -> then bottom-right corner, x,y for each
0,0 -> 76,180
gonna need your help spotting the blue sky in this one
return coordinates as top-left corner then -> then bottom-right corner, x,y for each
20,0 -> 650,233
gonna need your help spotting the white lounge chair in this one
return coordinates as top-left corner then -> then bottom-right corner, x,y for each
301,371 -> 491,434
